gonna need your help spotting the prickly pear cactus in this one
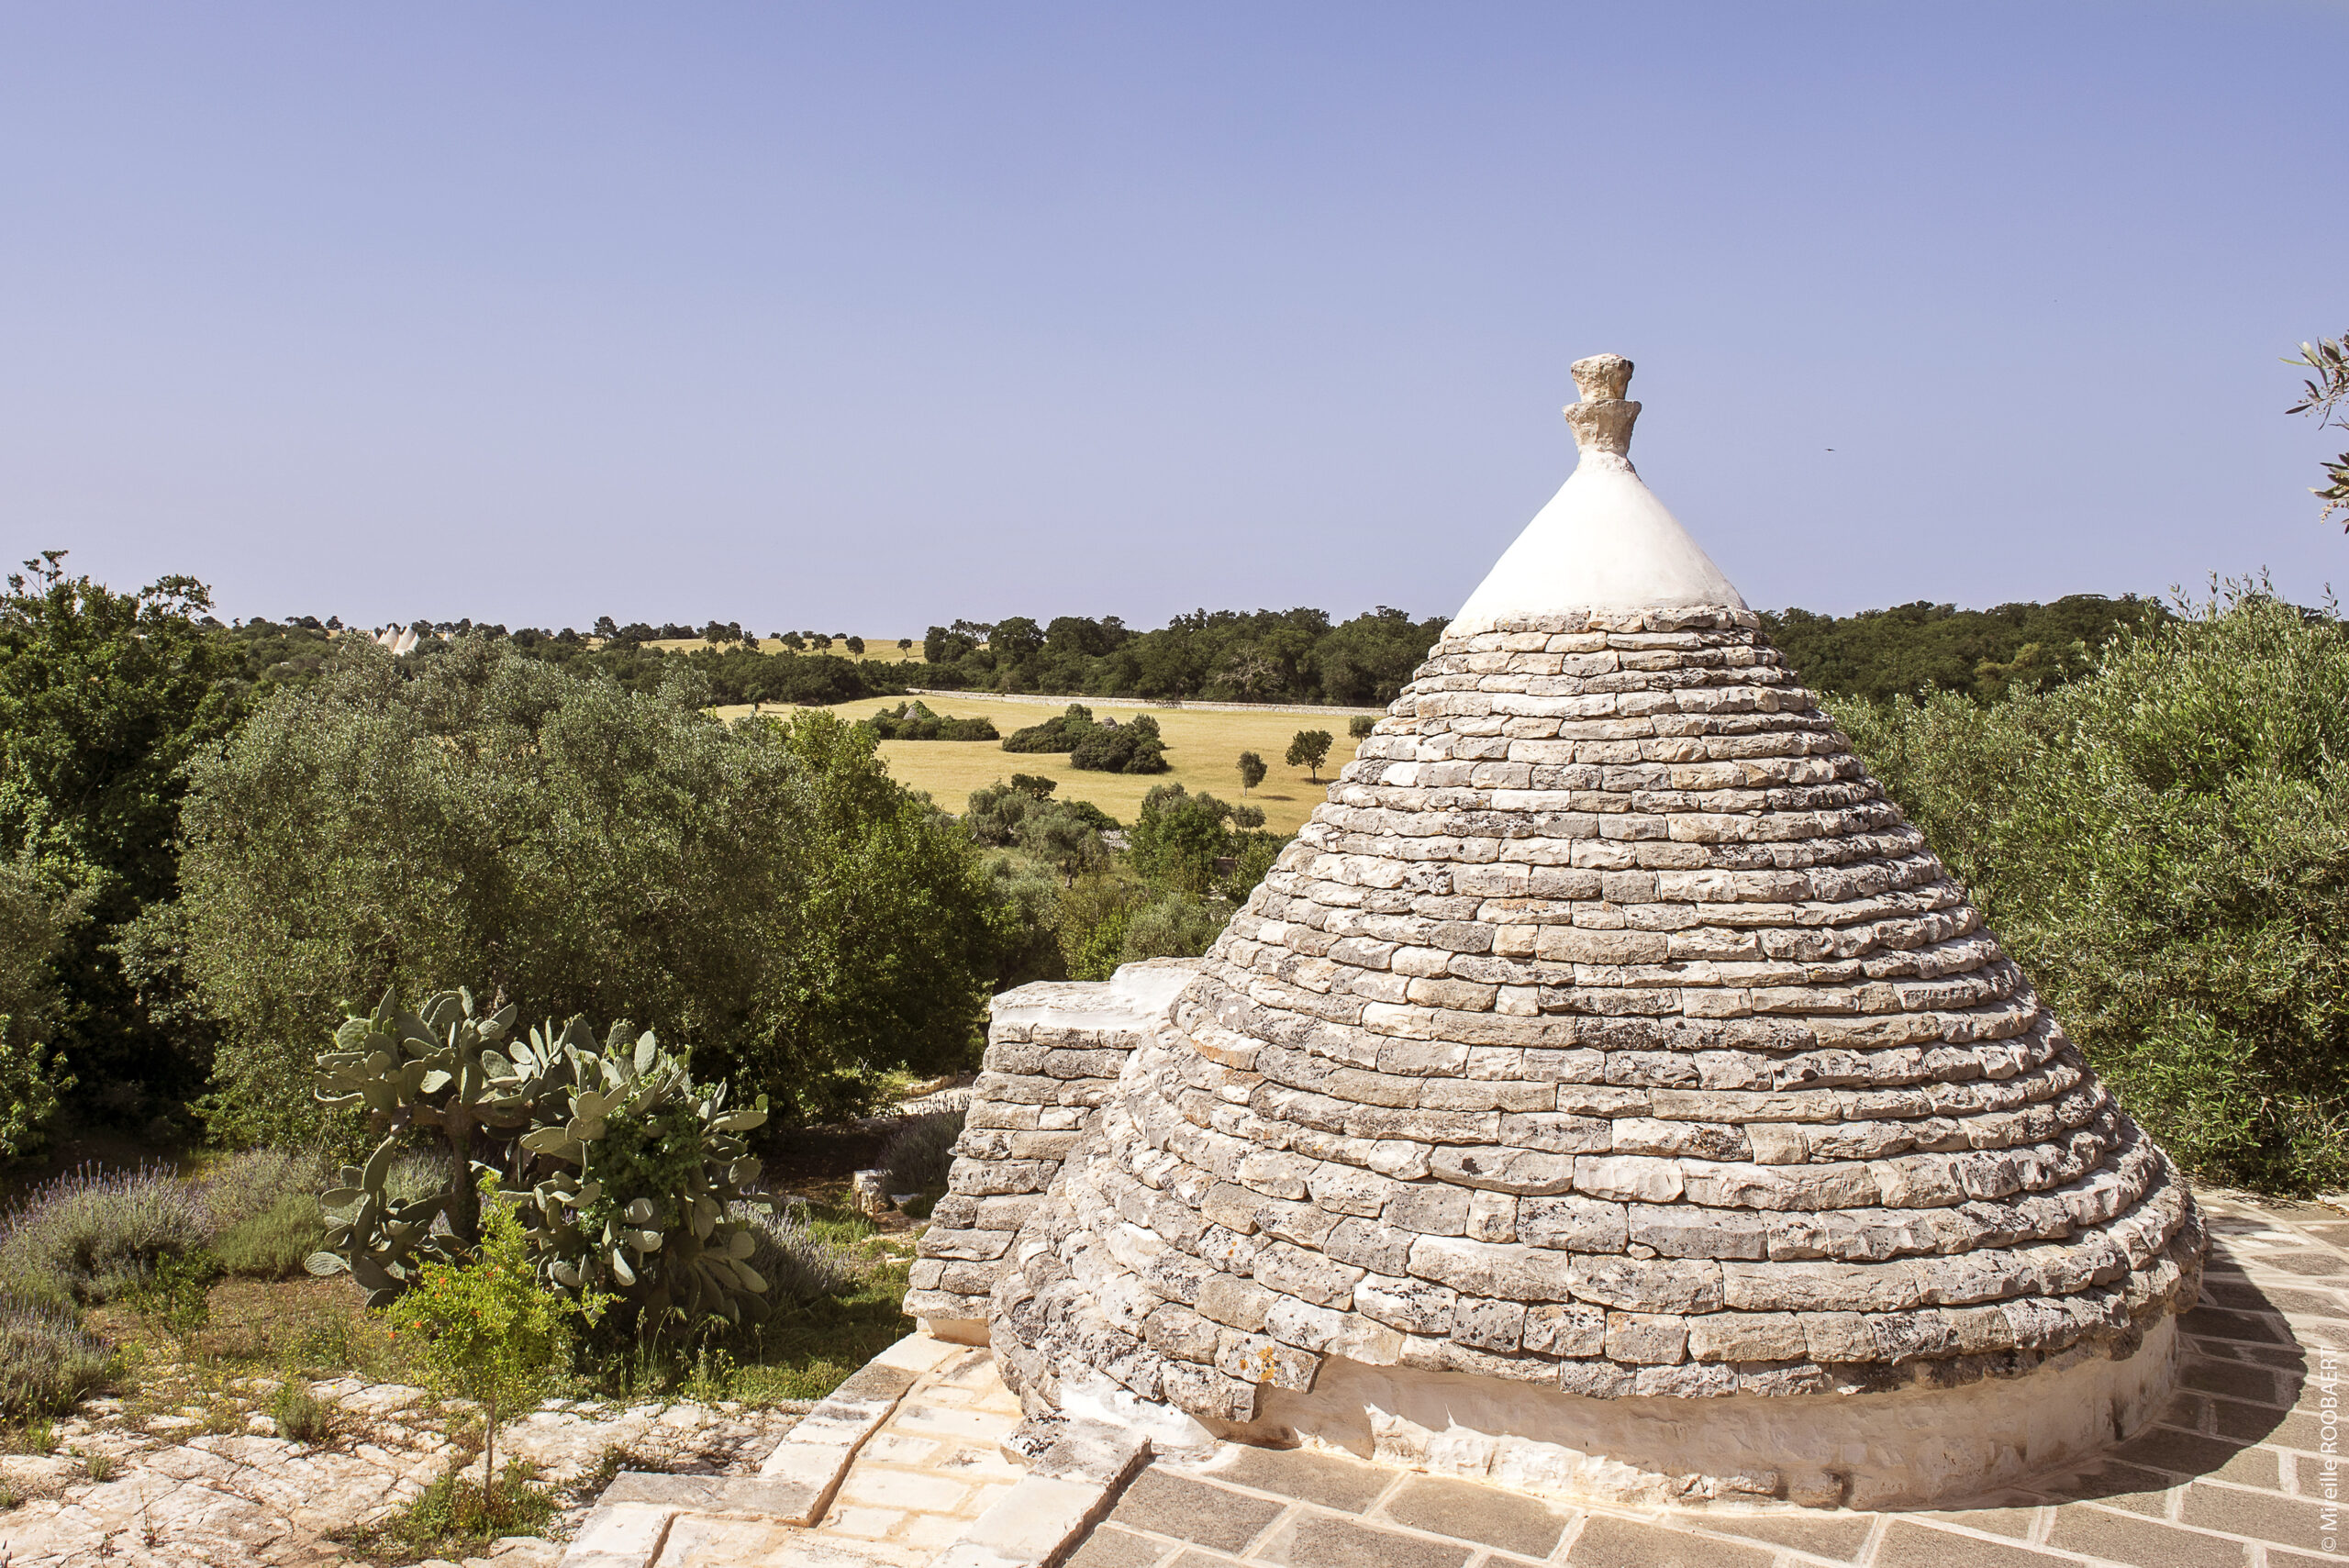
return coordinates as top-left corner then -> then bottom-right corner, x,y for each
307,987 -> 552,1304
308,987 -> 772,1328
514,1019 -> 773,1327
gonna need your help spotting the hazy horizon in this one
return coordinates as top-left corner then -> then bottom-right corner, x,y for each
5,4 -> 2343,631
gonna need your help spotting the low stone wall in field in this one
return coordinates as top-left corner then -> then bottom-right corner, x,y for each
905,958 -> 1199,1341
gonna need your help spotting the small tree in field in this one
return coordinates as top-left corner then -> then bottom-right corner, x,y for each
1285,729 -> 1333,783
1236,751 -> 1267,795
1349,715 -> 1376,739
382,1197 -> 596,1522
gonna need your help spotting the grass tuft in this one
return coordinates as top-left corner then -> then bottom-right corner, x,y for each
273,1379 -> 332,1444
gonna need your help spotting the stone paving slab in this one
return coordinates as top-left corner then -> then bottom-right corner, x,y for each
1056,1187 -> 2347,1567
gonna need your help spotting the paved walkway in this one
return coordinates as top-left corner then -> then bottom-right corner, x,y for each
1061,1188 -> 2343,1568
643,1342 -> 1025,1568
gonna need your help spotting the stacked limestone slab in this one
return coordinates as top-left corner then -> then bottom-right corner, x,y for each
908,961 -> 1201,1343
952,357 -> 2205,1510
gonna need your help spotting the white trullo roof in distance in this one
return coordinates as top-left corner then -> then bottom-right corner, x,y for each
1453,353 -> 1745,633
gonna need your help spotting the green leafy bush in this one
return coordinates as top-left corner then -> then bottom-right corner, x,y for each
126,1248 -> 220,1335
1838,582 -> 2349,1193
0,1163 -> 207,1309
1001,705 -> 1096,754
215,1195 -> 328,1279
1070,715 -> 1168,773
381,1203 -> 589,1515
864,702 -> 998,741
1118,893 -> 1230,966
0,1294 -> 115,1415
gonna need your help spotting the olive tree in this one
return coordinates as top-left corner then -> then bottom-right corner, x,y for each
172,639 -> 1008,1142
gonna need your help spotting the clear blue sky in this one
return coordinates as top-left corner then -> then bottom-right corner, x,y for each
3,3 -> 2343,634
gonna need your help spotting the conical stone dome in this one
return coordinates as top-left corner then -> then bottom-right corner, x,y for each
974,358 -> 2205,1509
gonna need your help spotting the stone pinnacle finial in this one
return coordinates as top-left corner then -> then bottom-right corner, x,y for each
1565,352 -> 1640,460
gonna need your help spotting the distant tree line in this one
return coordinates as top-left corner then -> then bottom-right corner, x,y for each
918,607 -> 1449,706
1760,595 -> 2170,705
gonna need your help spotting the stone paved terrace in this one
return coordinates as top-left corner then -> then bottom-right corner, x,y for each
1051,1187 -> 2343,1568
573,1186 -> 2340,1568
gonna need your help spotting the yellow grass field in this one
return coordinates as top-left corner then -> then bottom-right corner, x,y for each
713,694 -> 1375,834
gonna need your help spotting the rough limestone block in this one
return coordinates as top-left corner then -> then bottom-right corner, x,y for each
560,1506 -> 675,1568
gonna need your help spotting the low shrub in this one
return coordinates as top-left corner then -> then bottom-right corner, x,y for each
197,1149 -> 328,1233
215,1194 -> 327,1279
0,1163 -> 208,1309
879,1108 -> 965,1196
735,1202 -> 860,1308
126,1248 -> 220,1334
0,1295 -> 114,1416
1001,705 -> 1096,753
202,1149 -> 329,1278
865,702 -> 999,741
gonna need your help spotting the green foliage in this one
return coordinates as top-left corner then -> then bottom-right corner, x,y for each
1760,595 -> 2167,706
923,605 -> 1446,706
0,551 -> 239,1112
2287,332 -> 2349,526
311,989 -> 774,1332
198,1148 -> 330,1234
1236,751 -> 1267,795
0,1163 -> 207,1309
1117,893 -> 1229,966
1001,705 -> 1097,754
879,1107 -> 965,1195
1126,784 -> 1264,896
173,643 -> 1005,1136
1008,773 -> 1057,798
204,1147 -> 334,1278
997,701 -> 1171,773
1347,715 -> 1376,739
1070,713 -> 1168,773
0,1296 -> 113,1416
381,1203 -> 590,1509
213,1195 -> 327,1280
1839,582 -> 2349,1193
1284,729 -> 1333,781
863,701 -> 999,741
0,1017 -> 67,1160
126,1248 -> 221,1335
964,782 -> 1119,882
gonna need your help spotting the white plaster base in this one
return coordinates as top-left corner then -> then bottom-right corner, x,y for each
1235,1317 -> 2179,1511
919,1316 -> 991,1347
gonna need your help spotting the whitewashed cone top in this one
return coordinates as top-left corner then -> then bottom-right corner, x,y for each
1453,354 -> 1745,634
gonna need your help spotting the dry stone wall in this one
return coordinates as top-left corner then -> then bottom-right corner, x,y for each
907,960 -> 1199,1337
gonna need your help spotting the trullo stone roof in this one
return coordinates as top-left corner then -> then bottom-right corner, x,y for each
941,356 -> 2205,1509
